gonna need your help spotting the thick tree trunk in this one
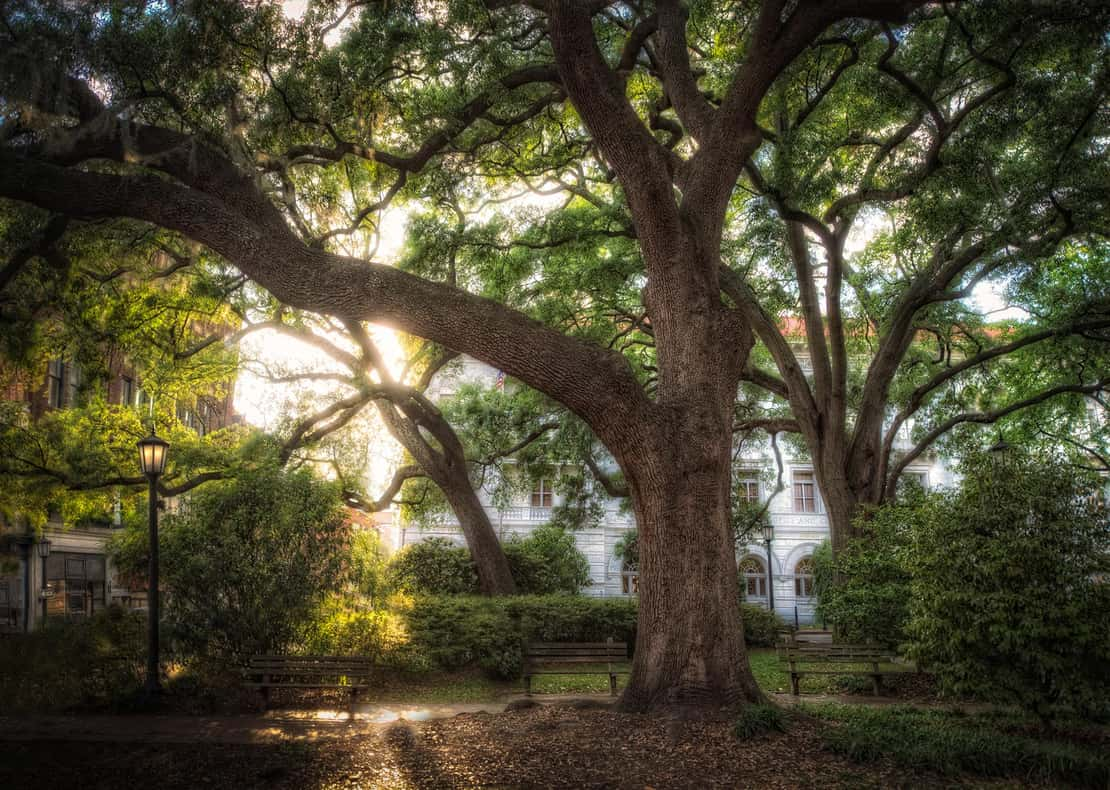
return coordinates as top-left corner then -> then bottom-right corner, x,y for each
618,420 -> 765,714
819,477 -> 861,557
608,248 -> 764,712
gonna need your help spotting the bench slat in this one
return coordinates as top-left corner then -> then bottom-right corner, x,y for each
525,651 -> 626,657
248,663 -> 372,669
527,642 -> 627,648
249,656 -> 375,661
525,669 -> 631,676
526,658 -> 626,663
789,670 -> 915,676
244,683 -> 371,689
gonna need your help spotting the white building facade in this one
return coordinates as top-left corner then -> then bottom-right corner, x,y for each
380,356 -> 951,625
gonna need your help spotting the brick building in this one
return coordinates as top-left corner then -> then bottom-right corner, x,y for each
0,353 -> 236,633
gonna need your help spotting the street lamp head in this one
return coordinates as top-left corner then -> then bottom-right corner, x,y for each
761,523 -> 774,543
986,431 -> 1011,457
137,433 -> 170,477
37,538 -> 51,559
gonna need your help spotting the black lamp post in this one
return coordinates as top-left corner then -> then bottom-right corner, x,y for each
137,432 -> 169,695
987,432 -> 1012,458
37,538 -> 51,627
761,522 -> 775,614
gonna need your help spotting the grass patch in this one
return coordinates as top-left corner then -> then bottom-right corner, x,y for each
358,669 -> 504,703
747,649 -> 917,696
357,664 -> 631,702
524,662 -> 630,695
733,703 -> 788,740
802,702 -> 1110,788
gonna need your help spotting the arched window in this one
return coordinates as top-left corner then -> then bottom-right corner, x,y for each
794,557 -> 815,597
620,560 -> 639,596
739,555 -> 767,598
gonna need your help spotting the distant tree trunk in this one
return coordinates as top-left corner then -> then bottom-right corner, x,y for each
430,444 -> 518,597
376,398 -> 517,596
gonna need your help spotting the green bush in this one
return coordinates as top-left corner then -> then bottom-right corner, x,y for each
814,496 -> 918,647
109,466 -> 352,664
299,595 -> 413,666
388,527 -> 591,596
388,537 -> 478,595
0,606 -> 145,713
504,524 -> 591,594
740,603 -> 784,646
906,452 -> 1110,721
399,595 -> 638,679
733,703 -> 788,739
348,530 -> 390,605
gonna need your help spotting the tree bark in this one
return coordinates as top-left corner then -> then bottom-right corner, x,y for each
429,452 -> 518,597
602,232 -> 762,713
619,422 -> 765,713
375,399 -> 518,596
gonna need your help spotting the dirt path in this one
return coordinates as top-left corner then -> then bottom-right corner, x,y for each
0,701 -> 510,745
0,693 -> 995,747
0,704 -> 955,789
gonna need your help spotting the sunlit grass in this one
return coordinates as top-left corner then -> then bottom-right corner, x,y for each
525,663 -> 630,695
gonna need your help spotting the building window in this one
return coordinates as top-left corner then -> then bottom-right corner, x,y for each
899,471 -> 928,493
47,359 -> 65,408
120,376 -> 134,406
795,557 -> 815,597
66,363 -> 81,406
739,555 -> 767,598
620,561 -> 639,596
793,470 -> 820,513
45,552 -> 105,620
531,478 -> 553,508
66,557 -> 86,579
737,473 -> 760,505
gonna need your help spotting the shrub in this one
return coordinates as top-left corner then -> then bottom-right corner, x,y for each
740,603 -> 784,647
389,527 -> 591,596
299,595 -> 411,665
814,496 -> 918,647
905,452 -> 1110,721
504,524 -> 591,594
349,529 -> 390,605
109,466 -> 352,663
0,606 -> 145,713
399,595 -> 638,679
733,703 -> 788,739
387,538 -> 479,595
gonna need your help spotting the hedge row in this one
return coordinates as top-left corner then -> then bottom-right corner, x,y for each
305,595 -> 784,679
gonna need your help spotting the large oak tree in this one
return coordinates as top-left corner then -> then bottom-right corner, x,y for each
2,0 -> 1107,713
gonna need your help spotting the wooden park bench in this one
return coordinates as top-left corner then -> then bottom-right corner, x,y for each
779,643 -> 916,696
243,655 -> 374,707
523,639 -> 629,696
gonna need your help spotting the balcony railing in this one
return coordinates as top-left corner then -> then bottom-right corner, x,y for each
497,506 -> 552,522
409,504 -> 635,528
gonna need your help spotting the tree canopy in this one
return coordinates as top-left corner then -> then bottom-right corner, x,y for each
2,0 -> 1107,712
